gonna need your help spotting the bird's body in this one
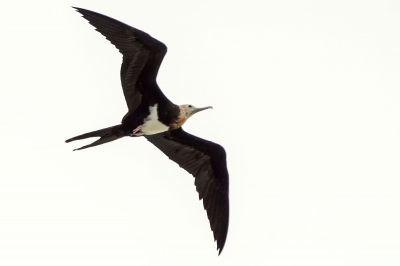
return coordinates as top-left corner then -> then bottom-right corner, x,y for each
67,7 -> 229,254
124,103 -> 179,136
138,104 -> 170,135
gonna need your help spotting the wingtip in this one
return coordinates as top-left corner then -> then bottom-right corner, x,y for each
218,247 -> 223,255
217,240 -> 226,255
72,6 -> 88,15
72,6 -> 85,16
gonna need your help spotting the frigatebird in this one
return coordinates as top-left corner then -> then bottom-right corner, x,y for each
66,7 -> 229,254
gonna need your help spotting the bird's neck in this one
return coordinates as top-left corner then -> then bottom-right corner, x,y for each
169,107 -> 188,129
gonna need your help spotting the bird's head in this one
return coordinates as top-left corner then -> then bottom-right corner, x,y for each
179,104 -> 213,119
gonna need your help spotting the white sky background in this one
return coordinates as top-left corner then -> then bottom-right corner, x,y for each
0,0 -> 399,265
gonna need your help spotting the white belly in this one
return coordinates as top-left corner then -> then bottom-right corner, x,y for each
140,104 -> 169,135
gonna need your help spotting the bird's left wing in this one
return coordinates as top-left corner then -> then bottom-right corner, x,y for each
73,7 -> 168,112
145,128 -> 229,254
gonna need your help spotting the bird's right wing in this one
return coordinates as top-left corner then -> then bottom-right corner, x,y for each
73,7 -> 169,112
145,128 -> 229,254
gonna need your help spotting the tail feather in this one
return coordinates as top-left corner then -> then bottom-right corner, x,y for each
65,125 -> 119,143
73,134 -> 122,151
66,124 -> 126,150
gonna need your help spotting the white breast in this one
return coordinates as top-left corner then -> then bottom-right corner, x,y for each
140,104 -> 169,135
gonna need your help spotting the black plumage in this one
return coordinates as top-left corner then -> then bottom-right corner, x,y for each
146,128 -> 229,253
66,7 -> 229,254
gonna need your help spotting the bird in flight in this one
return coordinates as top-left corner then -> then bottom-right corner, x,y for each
66,7 -> 229,254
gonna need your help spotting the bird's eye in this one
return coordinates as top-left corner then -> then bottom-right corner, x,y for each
188,105 -> 192,108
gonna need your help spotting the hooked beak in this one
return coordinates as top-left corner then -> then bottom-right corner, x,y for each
192,106 -> 213,115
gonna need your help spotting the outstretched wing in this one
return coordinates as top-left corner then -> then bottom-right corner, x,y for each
146,128 -> 229,254
73,7 -> 169,111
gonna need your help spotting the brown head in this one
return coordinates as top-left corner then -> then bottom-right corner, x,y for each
170,104 -> 213,129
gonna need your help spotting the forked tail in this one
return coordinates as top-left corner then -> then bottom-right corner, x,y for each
65,125 -> 126,151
